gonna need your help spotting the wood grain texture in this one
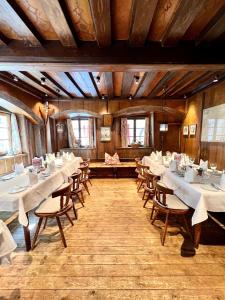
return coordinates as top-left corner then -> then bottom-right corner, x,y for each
134,72 -> 156,98
89,0 -> 111,47
40,0 -> 77,46
104,72 -> 114,99
121,72 -> 135,98
1,178 -> 225,299
129,0 -> 158,46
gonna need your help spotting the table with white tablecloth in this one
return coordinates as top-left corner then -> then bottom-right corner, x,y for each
142,156 -> 166,176
0,157 -> 82,250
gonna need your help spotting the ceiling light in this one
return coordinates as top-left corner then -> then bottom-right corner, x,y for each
56,88 -> 60,93
134,76 -> 140,84
96,76 -> 101,84
13,75 -> 18,82
128,94 -> 133,100
45,93 -> 48,97
213,76 -> 218,83
184,94 -> 187,99
101,94 -> 105,100
41,77 -> 46,85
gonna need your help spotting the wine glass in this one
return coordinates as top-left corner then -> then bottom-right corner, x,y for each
210,163 -> 217,174
189,157 -> 195,167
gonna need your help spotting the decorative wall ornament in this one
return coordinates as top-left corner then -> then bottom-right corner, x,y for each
189,124 -> 197,136
183,125 -> 189,136
100,127 -> 111,142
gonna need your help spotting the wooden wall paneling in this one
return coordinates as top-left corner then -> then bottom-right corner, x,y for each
40,0 -> 77,47
0,0 -> 41,46
89,0 -> 111,47
148,72 -> 175,98
129,0 -> 158,46
161,0 -> 208,46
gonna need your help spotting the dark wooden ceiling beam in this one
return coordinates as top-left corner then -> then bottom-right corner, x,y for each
88,72 -> 101,98
40,0 -> 77,47
162,0 -> 208,47
121,72 -> 135,98
0,72 -> 44,99
0,31 -> 11,45
6,0 -> 45,44
89,0 -> 111,47
129,0 -> 158,46
1,42 -> 225,71
148,72 -> 175,98
197,4 -> 225,44
104,72 -> 113,99
133,72 -> 154,98
165,72 -> 194,96
41,72 -> 73,98
65,72 -> 88,98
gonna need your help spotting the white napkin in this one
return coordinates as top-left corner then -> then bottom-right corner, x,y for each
220,173 -> 225,189
48,161 -> 56,173
184,166 -> 196,183
150,152 -> 157,161
28,171 -> 38,185
14,163 -> 24,175
69,152 -> 75,160
171,152 -> 177,160
156,151 -> 162,160
200,159 -> 208,171
163,156 -> 171,167
169,160 -> 177,172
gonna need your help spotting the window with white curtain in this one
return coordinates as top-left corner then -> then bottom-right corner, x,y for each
71,118 -> 95,147
127,118 -> 145,145
0,112 -> 11,153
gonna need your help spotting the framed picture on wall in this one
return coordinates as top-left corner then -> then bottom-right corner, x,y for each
183,125 -> 189,136
189,124 -> 197,136
100,127 -> 111,141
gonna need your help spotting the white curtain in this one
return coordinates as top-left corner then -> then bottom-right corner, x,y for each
144,117 -> 150,147
88,118 -> 95,148
121,118 -> 128,147
11,114 -> 22,154
67,119 -> 77,148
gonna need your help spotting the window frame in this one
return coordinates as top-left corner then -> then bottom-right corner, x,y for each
71,117 -> 94,148
0,112 -> 12,154
127,117 -> 145,146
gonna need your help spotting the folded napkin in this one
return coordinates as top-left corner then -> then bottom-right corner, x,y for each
166,151 -> 172,157
150,152 -> 158,161
220,173 -> 225,189
28,171 -> 38,185
184,166 -> 196,183
200,159 -> 208,171
169,160 -> 177,172
48,160 -> 56,173
69,152 -> 75,160
156,150 -> 162,159
171,152 -> 177,160
14,163 -> 24,175
163,156 -> 171,167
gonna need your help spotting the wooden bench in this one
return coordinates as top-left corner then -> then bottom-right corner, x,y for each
89,161 -> 136,178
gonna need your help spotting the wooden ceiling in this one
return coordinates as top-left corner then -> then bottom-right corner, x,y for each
1,0 -> 225,101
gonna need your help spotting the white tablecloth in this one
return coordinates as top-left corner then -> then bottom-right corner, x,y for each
142,156 -> 166,176
0,157 -> 82,226
162,170 -> 225,226
0,220 -> 17,264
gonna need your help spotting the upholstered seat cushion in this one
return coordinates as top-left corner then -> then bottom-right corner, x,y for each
158,194 -> 189,210
35,196 -> 72,214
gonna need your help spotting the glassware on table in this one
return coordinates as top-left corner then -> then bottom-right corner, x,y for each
210,163 -> 217,174
189,157 -> 195,166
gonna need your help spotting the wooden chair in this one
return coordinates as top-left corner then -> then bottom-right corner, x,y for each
142,170 -> 159,208
151,181 -> 190,246
80,159 -> 92,186
79,163 -> 91,195
32,181 -> 73,249
136,162 -> 149,192
70,171 -> 85,219
134,157 -> 142,183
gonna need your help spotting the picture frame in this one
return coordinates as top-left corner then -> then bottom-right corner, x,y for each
183,125 -> 189,136
100,127 -> 111,141
189,124 -> 197,136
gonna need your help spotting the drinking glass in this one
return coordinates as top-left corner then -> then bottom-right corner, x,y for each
210,163 -> 217,174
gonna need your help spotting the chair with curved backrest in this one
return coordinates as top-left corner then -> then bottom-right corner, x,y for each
134,157 -> 142,183
151,181 -> 190,246
142,170 -> 159,208
32,181 -> 73,249
136,162 -> 150,192
80,159 -> 92,186
79,163 -> 90,195
70,171 -> 85,219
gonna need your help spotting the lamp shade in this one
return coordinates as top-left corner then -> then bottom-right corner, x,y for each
160,123 -> 168,132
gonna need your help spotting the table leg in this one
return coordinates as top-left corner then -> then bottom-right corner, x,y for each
194,223 -> 202,249
23,212 -> 31,251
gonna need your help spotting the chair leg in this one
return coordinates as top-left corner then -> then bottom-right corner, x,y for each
72,203 -> 77,220
32,217 -> 43,250
65,212 -> 74,226
88,178 -> 92,186
161,212 -> 169,246
56,217 -> 67,248
137,180 -> 143,192
142,190 -> 146,200
43,217 -> 48,230
151,208 -> 159,225
150,204 -> 155,219
80,190 -> 85,203
77,193 -> 85,207
83,181 -> 90,195
143,196 -> 150,208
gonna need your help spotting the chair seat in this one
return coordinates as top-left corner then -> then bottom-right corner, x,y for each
35,196 -> 73,214
158,194 -> 189,210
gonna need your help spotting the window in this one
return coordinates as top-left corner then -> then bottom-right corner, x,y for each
127,118 -> 145,145
72,118 -> 93,147
0,113 -> 11,153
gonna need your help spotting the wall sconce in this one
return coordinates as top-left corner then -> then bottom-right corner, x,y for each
56,122 -> 64,133
160,123 -> 168,132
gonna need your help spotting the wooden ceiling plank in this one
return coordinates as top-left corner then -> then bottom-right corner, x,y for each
133,72 -> 155,98
121,72 -> 135,98
0,31 -> 11,45
148,72 -> 175,98
162,0 -> 208,46
165,72 -> 194,96
197,4 -> 225,44
65,72 -> 88,98
6,0 -> 45,44
104,72 -> 113,99
89,0 -> 111,47
129,0 -> 158,46
40,0 -> 77,47
0,71 -> 44,99
41,72 -> 73,98
89,72 -> 101,98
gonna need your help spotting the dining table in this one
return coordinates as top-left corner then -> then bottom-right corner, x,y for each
142,155 -> 225,247
0,156 -> 82,251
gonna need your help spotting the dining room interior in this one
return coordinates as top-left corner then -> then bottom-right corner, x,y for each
0,0 -> 225,299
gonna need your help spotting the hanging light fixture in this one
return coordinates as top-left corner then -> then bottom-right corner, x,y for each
13,75 -> 18,82
101,94 -> 105,100
128,94 -> 133,100
213,75 -> 218,83
96,75 -> 101,84
134,75 -> 140,84
41,77 -> 46,85
56,89 -> 64,134
159,87 -> 168,132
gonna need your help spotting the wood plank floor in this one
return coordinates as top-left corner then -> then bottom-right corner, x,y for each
0,178 -> 225,299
